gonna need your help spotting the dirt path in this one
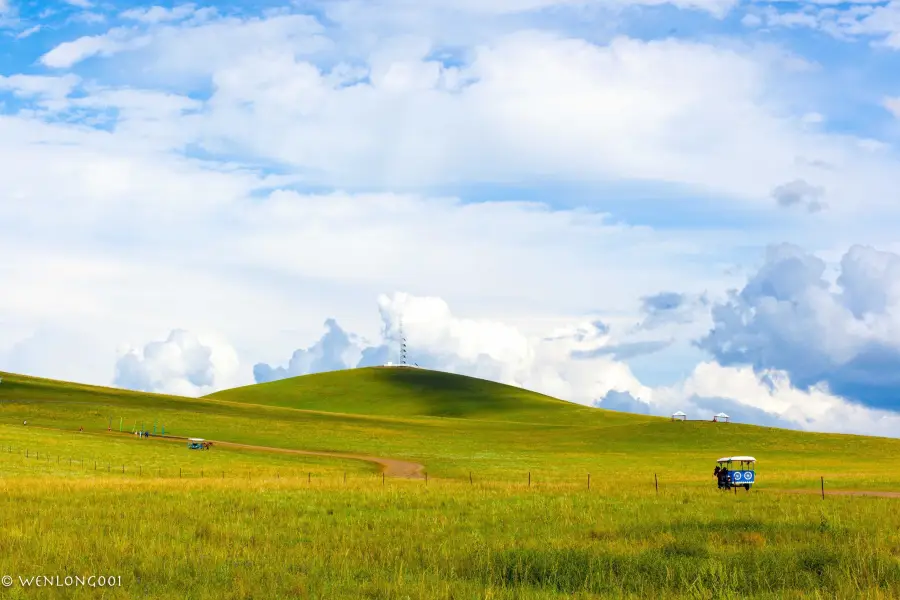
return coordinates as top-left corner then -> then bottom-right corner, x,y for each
20,424 -> 426,479
209,440 -> 425,479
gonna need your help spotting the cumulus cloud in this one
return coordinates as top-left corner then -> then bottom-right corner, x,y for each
30,11 -> 900,214
114,329 -> 240,396
771,179 -> 827,213
254,319 -> 363,383
698,243 -> 900,410
654,361 -> 900,436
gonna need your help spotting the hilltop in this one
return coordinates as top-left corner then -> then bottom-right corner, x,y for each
206,366 -> 653,426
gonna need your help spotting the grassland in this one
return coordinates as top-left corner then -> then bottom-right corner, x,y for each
2,367 -> 900,598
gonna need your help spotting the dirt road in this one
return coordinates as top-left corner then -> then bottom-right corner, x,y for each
209,440 -> 425,479
22,424 -> 426,479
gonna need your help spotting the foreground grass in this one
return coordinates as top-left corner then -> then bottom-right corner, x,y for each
1,475 -> 899,599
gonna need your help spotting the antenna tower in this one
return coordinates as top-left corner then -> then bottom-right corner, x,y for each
399,319 -> 408,366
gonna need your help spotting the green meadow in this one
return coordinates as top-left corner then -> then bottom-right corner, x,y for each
1,367 -> 900,598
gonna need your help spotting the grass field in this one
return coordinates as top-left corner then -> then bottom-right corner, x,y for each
2,367 -> 900,598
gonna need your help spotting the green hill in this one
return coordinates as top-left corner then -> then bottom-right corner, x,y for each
5,367 -> 900,490
206,367 -> 652,426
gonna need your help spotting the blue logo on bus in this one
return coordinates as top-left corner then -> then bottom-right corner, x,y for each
730,470 -> 754,483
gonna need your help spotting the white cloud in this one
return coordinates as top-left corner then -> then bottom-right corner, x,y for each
63,0 -> 93,8
69,11 -> 106,24
0,74 -> 80,100
759,2 -> 900,49
885,97 -> 900,118
40,29 -> 152,68
652,362 -> 900,437
741,13 -> 762,27
114,329 -> 241,396
120,4 -> 202,24
26,10 -> 900,220
71,20 -> 896,215
699,244 -> 900,411
327,0 -> 741,24
15,24 -> 41,39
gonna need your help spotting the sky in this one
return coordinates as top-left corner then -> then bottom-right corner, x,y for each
2,0 -> 900,437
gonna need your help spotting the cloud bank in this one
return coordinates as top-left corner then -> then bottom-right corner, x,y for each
114,329 -> 240,396
699,244 -> 900,411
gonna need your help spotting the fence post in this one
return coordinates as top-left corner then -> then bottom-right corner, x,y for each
308,472 -> 311,484
180,468 -> 182,478
528,472 -> 531,487
821,476 -> 825,500
588,474 -> 591,490
655,473 -> 658,494
469,472 -> 472,485
382,473 -> 385,486
425,473 -> 428,485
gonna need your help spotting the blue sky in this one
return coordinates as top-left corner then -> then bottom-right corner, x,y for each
2,0 -> 900,436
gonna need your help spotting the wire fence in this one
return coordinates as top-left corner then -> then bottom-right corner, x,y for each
0,441 -> 828,499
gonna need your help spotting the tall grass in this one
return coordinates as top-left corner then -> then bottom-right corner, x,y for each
1,476 -> 899,599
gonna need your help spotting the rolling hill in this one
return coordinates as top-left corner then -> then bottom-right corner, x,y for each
206,366 -> 653,426
4,366 -> 900,489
